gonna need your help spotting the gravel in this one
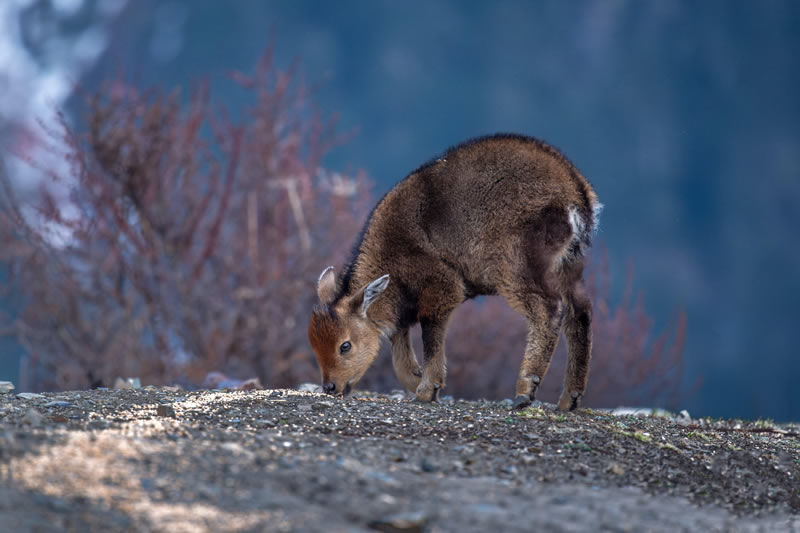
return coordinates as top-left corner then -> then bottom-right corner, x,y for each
0,387 -> 798,532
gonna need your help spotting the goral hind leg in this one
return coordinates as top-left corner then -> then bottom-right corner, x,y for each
558,283 -> 592,411
505,206 -> 572,409
505,291 -> 565,410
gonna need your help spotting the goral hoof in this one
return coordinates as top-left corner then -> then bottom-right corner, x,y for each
512,395 -> 532,410
414,383 -> 441,403
558,391 -> 581,412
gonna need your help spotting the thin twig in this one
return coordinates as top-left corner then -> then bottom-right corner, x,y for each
685,424 -> 799,438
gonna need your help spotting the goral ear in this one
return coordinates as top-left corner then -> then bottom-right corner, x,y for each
357,274 -> 390,316
317,266 -> 337,304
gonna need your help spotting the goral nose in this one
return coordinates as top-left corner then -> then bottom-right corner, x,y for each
323,382 -> 336,394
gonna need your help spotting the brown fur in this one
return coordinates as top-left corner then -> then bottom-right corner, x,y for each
308,133 -> 601,410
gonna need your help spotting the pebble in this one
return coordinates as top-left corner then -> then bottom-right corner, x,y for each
369,511 -> 428,533
676,409 -> 692,426
296,382 -> 322,393
23,408 -> 44,427
610,463 -> 626,476
501,464 -> 518,475
17,392 -> 44,400
156,404 -> 176,418
88,418 -> 110,430
313,400 -> 334,410
420,458 -> 437,473
43,401 -> 73,408
298,404 -> 313,412
378,493 -> 398,505
114,377 -> 141,389
0,381 -> 14,394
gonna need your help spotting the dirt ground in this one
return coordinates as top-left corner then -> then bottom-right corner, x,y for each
1,386 -> 798,532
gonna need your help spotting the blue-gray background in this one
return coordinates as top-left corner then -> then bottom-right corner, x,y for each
2,1 -> 799,421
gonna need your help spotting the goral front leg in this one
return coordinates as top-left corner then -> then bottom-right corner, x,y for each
415,317 -> 449,402
391,328 -> 422,393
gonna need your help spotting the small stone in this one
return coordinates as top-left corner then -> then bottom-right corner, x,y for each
298,404 -> 313,412
609,462 -> 625,476
16,392 -> 44,400
378,493 -> 398,505
0,381 -> 14,394
313,400 -> 334,410
369,511 -> 428,533
23,408 -> 44,427
44,497 -> 72,513
43,400 -> 73,408
156,404 -> 176,418
388,389 -> 406,401
500,398 -> 513,407
51,415 -> 69,424
297,382 -> 322,393
675,409 -> 692,426
88,418 -> 110,430
114,377 -> 141,389
420,458 -> 437,473
501,464 -> 518,475
610,407 -> 650,417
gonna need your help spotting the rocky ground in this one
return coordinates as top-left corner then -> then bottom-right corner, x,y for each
0,386 -> 799,532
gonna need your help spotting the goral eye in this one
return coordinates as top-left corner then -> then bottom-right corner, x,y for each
339,341 -> 352,354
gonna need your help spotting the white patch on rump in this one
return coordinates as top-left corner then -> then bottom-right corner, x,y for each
553,205 -> 586,268
591,201 -> 604,233
567,205 -> 585,237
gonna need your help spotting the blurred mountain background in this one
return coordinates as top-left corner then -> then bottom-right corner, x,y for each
1,0 -> 799,420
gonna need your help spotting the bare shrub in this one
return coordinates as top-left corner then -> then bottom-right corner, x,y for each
1,52 -> 369,391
